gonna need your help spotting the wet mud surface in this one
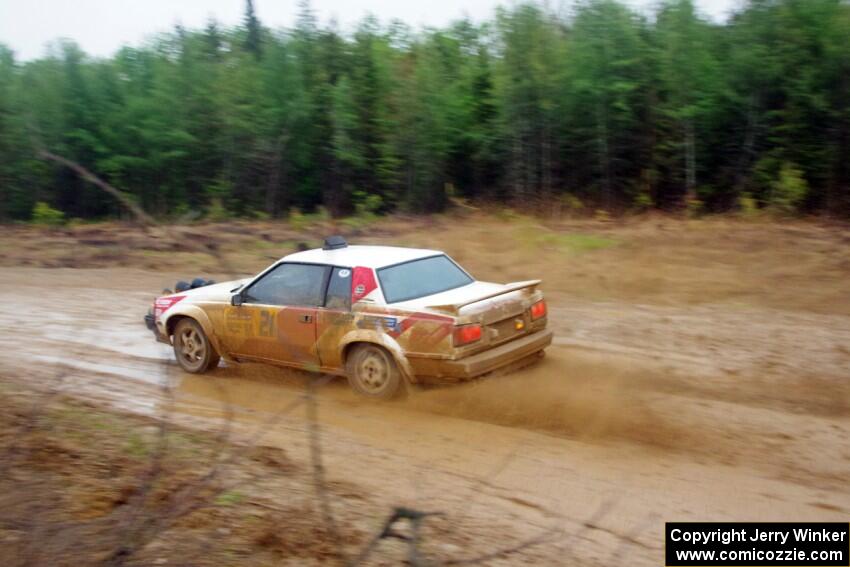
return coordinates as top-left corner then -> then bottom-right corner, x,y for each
1,266 -> 848,565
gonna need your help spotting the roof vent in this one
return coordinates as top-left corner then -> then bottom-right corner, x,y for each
323,235 -> 348,250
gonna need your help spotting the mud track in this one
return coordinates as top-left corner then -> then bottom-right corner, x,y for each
1,267 -> 848,565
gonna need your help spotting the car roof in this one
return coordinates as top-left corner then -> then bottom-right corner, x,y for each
280,245 -> 442,269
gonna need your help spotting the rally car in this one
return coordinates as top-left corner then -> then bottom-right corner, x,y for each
145,236 -> 553,398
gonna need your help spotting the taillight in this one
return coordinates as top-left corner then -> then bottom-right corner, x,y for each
153,295 -> 186,320
530,300 -> 547,320
453,324 -> 482,346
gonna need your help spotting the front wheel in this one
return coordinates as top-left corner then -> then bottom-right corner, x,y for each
345,344 -> 404,400
173,318 -> 220,373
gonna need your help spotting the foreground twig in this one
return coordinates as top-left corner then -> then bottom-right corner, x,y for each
0,369 -> 67,478
306,376 -> 344,561
348,507 -> 445,567
442,526 -> 561,565
104,363 -> 178,566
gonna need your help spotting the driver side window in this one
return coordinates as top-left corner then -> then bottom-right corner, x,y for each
243,263 -> 329,307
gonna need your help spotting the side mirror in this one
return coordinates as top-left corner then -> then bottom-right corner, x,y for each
231,293 -> 243,307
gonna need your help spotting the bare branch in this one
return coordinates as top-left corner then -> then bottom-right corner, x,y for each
38,150 -> 156,227
0,369 -> 67,477
443,498 -> 618,566
37,149 -> 240,279
103,363 -> 178,566
446,444 -> 520,533
441,526 -> 561,566
348,507 -> 445,567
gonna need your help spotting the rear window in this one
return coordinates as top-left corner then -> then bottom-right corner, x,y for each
325,267 -> 351,310
377,255 -> 473,304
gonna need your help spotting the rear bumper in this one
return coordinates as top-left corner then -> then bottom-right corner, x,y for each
409,329 -> 553,382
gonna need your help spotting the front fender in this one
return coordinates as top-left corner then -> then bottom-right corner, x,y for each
162,305 -> 223,356
339,329 -> 417,384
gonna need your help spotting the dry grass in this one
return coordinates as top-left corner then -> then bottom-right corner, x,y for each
0,381 -> 366,566
2,211 -> 846,314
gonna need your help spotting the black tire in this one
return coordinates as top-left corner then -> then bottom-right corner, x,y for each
345,344 -> 404,400
173,318 -> 220,373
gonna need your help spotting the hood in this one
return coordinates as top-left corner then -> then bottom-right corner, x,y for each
168,278 -> 250,303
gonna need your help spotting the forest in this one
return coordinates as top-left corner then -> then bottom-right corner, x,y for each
0,0 -> 848,221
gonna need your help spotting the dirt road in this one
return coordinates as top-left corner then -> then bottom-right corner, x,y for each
1,265 -> 847,565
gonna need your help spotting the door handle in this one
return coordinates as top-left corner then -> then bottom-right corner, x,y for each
298,314 -> 313,323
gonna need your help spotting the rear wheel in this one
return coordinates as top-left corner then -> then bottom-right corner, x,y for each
345,344 -> 404,400
173,318 -> 220,373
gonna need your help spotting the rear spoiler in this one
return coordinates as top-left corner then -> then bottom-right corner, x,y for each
427,280 -> 541,315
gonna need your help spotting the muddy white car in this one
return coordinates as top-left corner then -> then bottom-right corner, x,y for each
145,236 -> 552,398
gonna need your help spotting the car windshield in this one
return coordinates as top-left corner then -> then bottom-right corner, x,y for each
377,255 -> 473,303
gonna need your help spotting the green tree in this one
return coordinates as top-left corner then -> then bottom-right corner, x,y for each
563,0 -> 650,207
0,0 -> 848,221
493,4 -> 562,201
654,0 -> 721,208
243,0 -> 263,59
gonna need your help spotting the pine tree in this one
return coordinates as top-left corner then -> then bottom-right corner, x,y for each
243,0 -> 262,59
654,0 -> 720,208
1,0 -> 847,220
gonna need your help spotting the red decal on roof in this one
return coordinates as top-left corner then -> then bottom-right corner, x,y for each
352,267 -> 378,302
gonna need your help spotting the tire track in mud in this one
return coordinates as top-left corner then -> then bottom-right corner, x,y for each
15,334 -> 695,456
6,327 -> 846,489
167,345 -> 847,495
2,266 -> 848,500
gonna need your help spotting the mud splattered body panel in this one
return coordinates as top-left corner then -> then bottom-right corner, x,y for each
151,245 -> 552,382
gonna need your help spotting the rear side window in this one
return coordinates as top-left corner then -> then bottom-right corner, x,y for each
325,267 -> 351,310
377,255 -> 473,303
244,263 -> 329,306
